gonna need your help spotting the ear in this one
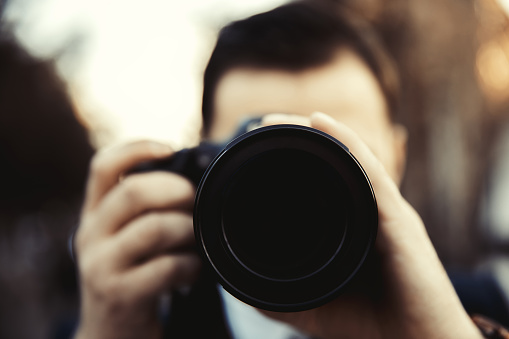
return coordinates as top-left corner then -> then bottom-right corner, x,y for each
391,123 -> 408,187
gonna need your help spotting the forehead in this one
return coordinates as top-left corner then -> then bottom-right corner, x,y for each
210,48 -> 391,141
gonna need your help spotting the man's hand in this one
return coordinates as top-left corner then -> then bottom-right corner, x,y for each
260,112 -> 482,339
74,141 -> 201,339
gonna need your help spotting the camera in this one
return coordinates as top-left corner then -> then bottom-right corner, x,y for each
132,118 -> 378,312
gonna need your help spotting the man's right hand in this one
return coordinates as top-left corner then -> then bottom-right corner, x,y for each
74,141 -> 202,339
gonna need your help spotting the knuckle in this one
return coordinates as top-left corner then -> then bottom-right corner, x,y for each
164,255 -> 200,288
79,255 -> 128,307
78,244 -> 111,286
177,175 -> 196,197
89,152 -> 111,179
146,213 -> 166,237
96,277 -> 129,313
74,229 -> 88,254
74,216 -> 94,252
163,258 -> 181,283
137,213 -> 167,248
166,256 -> 188,280
167,174 -> 195,207
79,252 -> 101,284
119,176 -> 144,204
101,276 -> 123,299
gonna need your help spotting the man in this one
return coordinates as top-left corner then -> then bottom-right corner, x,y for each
73,1 -> 487,338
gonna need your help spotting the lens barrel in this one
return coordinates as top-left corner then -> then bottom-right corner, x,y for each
194,124 -> 377,312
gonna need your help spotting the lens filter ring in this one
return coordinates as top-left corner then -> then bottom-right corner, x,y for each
194,124 -> 378,312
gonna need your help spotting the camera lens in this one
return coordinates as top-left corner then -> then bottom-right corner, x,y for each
222,149 -> 348,281
194,125 -> 377,312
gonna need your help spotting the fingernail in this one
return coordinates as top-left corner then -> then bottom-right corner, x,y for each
149,142 -> 173,156
262,113 -> 310,127
311,111 -> 335,124
261,113 -> 290,125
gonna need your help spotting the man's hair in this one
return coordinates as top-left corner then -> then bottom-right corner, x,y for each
201,0 -> 400,136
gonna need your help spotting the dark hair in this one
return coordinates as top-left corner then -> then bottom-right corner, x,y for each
0,28 -> 94,339
201,0 -> 400,136
0,31 -> 94,212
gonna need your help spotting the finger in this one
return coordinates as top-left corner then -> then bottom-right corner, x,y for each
112,211 -> 195,268
310,112 -> 405,221
83,140 -> 174,213
261,113 -> 311,127
124,253 -> 202,298
86,171 -> 195,239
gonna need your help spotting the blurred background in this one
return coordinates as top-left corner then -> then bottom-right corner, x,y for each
2,0 -> 509,337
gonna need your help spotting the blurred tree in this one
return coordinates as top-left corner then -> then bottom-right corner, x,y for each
334,0 -> 509,268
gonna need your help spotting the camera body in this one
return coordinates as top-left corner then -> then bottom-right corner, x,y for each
133,118 -> 378,312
